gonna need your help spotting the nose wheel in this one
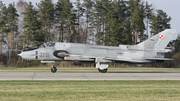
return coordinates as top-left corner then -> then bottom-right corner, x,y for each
51,63 -> 57,73
51,66 -> 57,73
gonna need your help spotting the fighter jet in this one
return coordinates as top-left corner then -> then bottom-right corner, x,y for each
18,29 -> 176,73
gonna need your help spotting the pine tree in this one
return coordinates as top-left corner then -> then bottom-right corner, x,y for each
113,0 -> 132,45
173,35 -> 180,54
83,0 -> 94,44
55,0 -> 63,42
37,0 -> 54,42
65,1 -> 76,42
90,0 -> 109,45
172,35 -> 180,67
16,0 -> 28,49
102,0 -> 114,46
75,0 -> 84,43
6,3 -> 19,64
149,9 -> 171,36
23,2 -> 44,47
144,1 -> 152,37
0,1 -> 6,54
129,0 -> 145,44
102,0 -> 132,46
121,0 -> 132,45
55,0 -> 75,42
16,0 -> 27,35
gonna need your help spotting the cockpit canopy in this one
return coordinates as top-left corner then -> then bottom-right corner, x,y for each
39,42 -> 56,48
46,42 -> 56,47
39,44 -> 46,48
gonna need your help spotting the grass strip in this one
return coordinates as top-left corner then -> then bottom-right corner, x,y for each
0,81 -> 180,101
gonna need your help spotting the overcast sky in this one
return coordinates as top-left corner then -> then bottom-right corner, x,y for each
2,0 -> 180,39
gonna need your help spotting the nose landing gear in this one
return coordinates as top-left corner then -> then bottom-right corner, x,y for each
51,66 -> 57,73
51,63 -> 57,73
41,61 -> 57,73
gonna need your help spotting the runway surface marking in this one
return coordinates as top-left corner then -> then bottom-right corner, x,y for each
0,72 -> 180,80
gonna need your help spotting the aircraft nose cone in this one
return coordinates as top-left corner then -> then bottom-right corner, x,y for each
18,53 -> 22,57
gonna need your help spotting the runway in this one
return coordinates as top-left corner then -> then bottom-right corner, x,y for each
0,72 -> 180,80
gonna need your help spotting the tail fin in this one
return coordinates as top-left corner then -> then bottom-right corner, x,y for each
154,29 -> 176,49
137,29 -> 176,50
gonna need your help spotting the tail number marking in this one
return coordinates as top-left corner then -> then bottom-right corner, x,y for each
40,52 -> 50,58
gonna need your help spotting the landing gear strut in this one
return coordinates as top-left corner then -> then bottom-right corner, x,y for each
51,63 -> 57,73
98,68 -> 107,73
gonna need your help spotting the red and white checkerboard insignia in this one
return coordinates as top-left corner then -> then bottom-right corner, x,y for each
159,34 -> 164,40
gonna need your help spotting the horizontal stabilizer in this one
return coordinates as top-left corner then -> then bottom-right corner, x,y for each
145,58 -> 173,61
155,49 -> 171,53
105,57 -> 147,63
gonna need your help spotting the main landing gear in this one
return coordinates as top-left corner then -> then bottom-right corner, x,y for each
98,68 -> 107,73
51,63 -> 57,73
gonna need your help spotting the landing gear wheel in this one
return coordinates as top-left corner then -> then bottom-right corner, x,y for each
98,68 -> 107,73
51,66 -> 57,73
98,69 -> 101,72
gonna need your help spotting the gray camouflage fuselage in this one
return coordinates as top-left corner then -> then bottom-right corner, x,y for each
18,29 -> 176,72
20,43 -> 158,63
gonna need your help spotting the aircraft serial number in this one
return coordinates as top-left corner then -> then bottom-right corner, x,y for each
40,52 -> 50,58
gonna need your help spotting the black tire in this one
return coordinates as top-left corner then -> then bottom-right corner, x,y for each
98,68 -> 101,72
98,68 -> 107,73
51,66 -> 57,73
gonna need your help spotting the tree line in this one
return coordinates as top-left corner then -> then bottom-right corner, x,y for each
0,0 -> 179,67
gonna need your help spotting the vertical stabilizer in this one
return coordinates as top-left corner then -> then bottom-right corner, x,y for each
137,29 -> 176,50
154,29 -> 176,49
